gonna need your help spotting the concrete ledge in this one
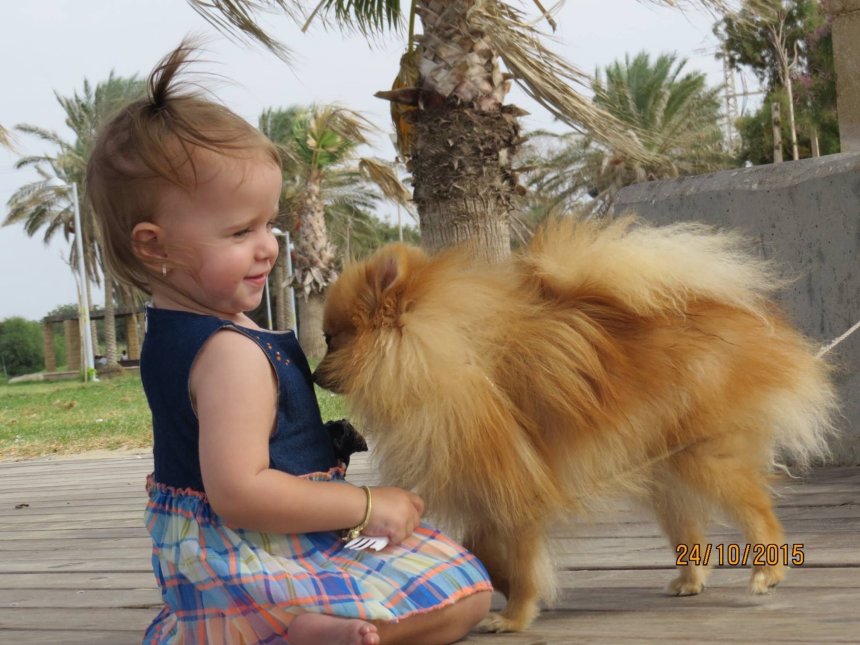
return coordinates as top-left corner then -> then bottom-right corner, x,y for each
613,153 -> 860,464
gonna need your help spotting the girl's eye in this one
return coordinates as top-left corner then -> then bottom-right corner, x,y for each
233,228 -> 251,238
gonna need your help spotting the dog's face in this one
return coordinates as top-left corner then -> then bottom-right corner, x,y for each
313,243 -> 427,395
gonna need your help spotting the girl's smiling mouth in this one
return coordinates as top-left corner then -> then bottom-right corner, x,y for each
244,273 -> 268,287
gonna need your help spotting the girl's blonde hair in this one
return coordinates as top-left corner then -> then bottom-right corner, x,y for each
87,39 -> 281,294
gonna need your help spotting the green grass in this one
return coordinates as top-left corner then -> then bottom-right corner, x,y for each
0,369 -> 347,460
315,386 -> 348,421
0,372 -> 152,459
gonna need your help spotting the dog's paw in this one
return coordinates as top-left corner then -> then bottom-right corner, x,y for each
749,565 -> 785,594
667,575 -> 705,597
476,612 -> 522,633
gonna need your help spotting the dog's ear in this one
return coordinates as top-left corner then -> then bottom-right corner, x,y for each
371,244 -> 411,297
366,244 -> 414,326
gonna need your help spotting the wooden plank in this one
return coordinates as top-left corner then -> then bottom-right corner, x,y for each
554,567 -> 860,589
1,548 -> 151,564
0,527 -> 149,541
0,501 -> 151,516
0,460 -> 147,475
0,455 -> 149,470
0,479 -> 147,493
458,607 -> 860,643
0,491 -> 148,506
1,588 -> 160,609
0,630 -> 144,645
0,571 -> 157,589
0,559 -> 152,574
0,536 -> 151,551
0,511 -> 147,527
0,518 -> 147,531
0,607 -> 153,631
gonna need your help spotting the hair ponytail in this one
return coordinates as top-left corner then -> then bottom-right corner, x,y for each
147,38 -> 201,117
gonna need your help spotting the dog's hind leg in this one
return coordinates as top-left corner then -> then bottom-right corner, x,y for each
649,471 -> 713,596
671,452 -> 787,594
472,525 -> 551,633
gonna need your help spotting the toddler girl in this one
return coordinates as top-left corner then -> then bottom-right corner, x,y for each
87,41 -> 492,645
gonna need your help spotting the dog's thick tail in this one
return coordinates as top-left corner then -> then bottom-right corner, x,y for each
526,216 -> 839,471
524,216 -> 783,319
767,340 -> 839,473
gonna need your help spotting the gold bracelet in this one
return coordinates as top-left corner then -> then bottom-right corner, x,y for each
342,485 -> 372,542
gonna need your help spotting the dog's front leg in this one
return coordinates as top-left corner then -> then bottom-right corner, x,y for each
463,526 -> 511,599
471,524 -> 551,633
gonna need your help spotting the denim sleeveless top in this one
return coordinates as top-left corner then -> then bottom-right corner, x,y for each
140,306 -> 337,492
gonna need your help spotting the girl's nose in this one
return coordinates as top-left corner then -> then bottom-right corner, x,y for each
258,229 -> 279,263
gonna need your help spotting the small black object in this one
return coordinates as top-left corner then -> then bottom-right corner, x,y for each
325,419 -> 368,467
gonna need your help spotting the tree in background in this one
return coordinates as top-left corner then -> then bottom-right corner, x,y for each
4,74 -> 146,364
324,162 -> 418,260
189,0 -> 732,262
527,52 -> 729,218
0,318 -> 44,379
716,0 -> 837,164
261,105 -> 409,357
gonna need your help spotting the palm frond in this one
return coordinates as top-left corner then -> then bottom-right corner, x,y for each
524,49 -> 730,217
307,0 -> 404,35
14,124 -> 69,148
473,1 -> 658,166
303,105 -> 375,169
13,155 -> 56,170
642,0 -> 768,14
308,105 -> 376,147
6,72 -> 146,289
0,124 -> 15,151
358,157 -> 413,209
186,0 -> 304,62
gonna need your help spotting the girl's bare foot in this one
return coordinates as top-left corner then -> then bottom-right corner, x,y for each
289,613 -> 380,645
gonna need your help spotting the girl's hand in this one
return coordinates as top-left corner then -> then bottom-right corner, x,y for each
362,486 -> 424,545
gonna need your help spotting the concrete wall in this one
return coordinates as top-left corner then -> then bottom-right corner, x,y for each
612,153 -> 860,465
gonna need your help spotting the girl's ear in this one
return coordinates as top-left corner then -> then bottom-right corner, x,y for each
131,222 -> 167,270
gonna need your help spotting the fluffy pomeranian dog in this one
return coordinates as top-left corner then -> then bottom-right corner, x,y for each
314,217 -> 836,632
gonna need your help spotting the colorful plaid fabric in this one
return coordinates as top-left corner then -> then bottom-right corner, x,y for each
143,470 -> 492,644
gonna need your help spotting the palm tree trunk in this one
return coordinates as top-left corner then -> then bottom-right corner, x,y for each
103,270 -> 117,364
297,292 -> 326,359
785,77 -> 799,161
292,169 -> 337,359
411,0 -> 520,263
412,107 -> 518,262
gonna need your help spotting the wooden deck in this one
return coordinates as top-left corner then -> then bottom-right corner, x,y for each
1,452 -> 858,644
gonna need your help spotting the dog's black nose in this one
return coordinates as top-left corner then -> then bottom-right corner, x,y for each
312,365 -> 342,393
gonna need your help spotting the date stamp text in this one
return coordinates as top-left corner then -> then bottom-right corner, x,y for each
675,543 -> 805,567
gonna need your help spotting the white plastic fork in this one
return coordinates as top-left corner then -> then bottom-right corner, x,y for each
344,535 -> 389,551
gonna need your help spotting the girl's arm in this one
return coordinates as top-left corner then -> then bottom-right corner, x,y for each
192,329 -> 422,540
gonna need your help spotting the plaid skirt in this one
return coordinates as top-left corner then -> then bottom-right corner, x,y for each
143,470 -> 492,644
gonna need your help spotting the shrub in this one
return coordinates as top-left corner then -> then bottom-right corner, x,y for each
0,317 -> 44,377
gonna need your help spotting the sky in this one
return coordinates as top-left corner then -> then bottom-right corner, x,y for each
0,0 -> 743,321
